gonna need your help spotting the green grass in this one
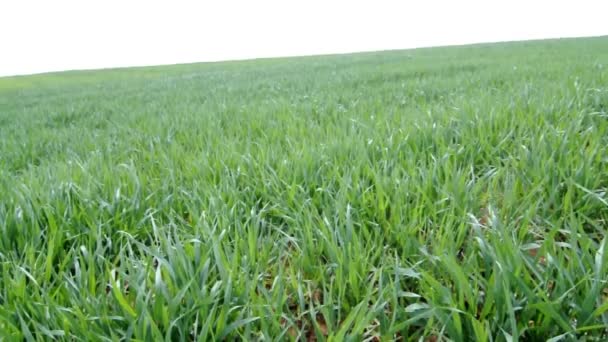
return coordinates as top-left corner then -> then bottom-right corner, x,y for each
1,36 -> 607,341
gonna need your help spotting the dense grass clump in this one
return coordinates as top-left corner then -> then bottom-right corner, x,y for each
1,37 -> 607,340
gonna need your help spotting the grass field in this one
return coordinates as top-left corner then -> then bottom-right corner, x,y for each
1,36 -> 607,341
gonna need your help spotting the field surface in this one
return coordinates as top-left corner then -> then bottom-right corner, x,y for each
1,37 -> 608,341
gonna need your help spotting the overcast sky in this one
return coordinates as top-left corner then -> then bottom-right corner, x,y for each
1,0 -> 606,77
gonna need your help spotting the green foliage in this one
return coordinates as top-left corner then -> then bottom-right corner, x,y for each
1,37 -> 607,340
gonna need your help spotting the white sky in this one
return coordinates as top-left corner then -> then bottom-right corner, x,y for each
1,0 -> 606,77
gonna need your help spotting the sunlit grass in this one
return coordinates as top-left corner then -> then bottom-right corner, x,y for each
1,37 -> 607,340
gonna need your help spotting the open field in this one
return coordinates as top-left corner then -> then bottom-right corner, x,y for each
1,37 -> 607,340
